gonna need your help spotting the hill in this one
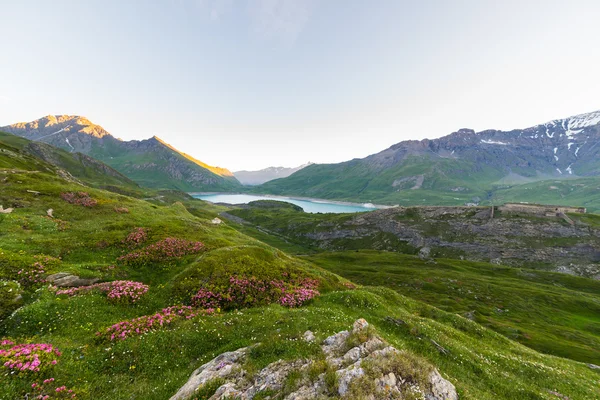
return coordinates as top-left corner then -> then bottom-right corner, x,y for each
255,110 -> 600,208
1,115 -> 242,192
1,123 -> 599,399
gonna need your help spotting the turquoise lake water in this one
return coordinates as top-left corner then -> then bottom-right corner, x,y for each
191,193 -> 378,214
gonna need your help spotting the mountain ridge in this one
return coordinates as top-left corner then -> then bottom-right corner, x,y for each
255,109 -> 600,205
1,115 -> 241,192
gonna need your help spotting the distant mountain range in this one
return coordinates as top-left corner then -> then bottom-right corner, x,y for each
1,115 -> 242,192
255,109 -> 600,208
234,163 -> 312,185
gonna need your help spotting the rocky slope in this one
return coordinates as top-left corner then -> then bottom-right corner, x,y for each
235,163 -> 313,185
171,319 -> 457,400
256,110 -> 600,205
1,115 -> 242,191
227,202 -> 600,278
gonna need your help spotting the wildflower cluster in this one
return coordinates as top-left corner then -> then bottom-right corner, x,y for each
17,261 -> 46,286
123,227 -> 148,248
192,275 -> 320,310
117,237 -> 204,266
0,340 -> 61,372
56,280 -> 149,303
60,192 -> 97,207
96,306 -> 215,341
342,282 -> 357,289
113,206 -> 130,214
16,255 -> 62,286
30,378 -> 77,399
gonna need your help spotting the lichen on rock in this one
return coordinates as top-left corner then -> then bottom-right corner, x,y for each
170,319 -> 458,400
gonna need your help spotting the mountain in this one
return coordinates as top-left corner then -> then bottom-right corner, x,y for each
0,130 -> 139,191
255,110 -> 600,206
2,140 -> 600,399
1,115 -> 242,192
234,163 -> 312,185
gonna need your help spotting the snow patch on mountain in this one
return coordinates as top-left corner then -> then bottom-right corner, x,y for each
481,139 -> 509,145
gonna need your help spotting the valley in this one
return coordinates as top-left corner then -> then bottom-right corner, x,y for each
4,4 -> 600,399
1,130 -> 600,399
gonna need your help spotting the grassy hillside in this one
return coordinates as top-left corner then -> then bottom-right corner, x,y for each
0,132 -> 139,191
254,155 -> 600,212
304,251 -> 600,365
88,137 -> 243,192
490,177 -> 600,212
255,156 -> 497,206
1,143 -> 600,399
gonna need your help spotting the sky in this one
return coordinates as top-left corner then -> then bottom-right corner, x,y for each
1,0 -> 600,171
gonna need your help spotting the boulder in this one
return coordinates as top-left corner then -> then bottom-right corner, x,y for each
302,330 -> 315,343
46,273 -> 99,287
170,347 -> 249,400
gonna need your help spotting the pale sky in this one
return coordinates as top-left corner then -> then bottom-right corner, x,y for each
1,0 -> 599,171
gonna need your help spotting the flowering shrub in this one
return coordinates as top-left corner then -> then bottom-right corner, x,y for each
342,282 -> 357,289
117,238 -> 204,266
0,340 -> 61,373
123,227 -> 148,248
17,256 -> 60,287
192,275 -> 320,310
18,261 -> 46,286
60,192 -> 97,207
96,306 -> 215,341
56,280 -> 149,303
30,378 -> 77,399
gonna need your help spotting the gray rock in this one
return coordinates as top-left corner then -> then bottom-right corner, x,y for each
342,347 -> 361,365
322,330 -> 350,358
210,382 -> 242,400
427,369 -> 459,400
46,273 -> 99,287
169,347 -> 248,400
170,319 -> 459,400
245,359 -> 306,398
336,364 -> 365,396
302,330 -> 315,343
419,246 -> 432,260
353,318 -> 369,332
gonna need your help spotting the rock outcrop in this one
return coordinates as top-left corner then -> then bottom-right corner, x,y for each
46,273 -> 99,288
171,319 -> 458,400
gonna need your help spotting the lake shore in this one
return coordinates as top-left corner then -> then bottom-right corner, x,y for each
188,192 -> 395,210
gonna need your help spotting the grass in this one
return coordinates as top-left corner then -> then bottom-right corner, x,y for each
304,250 -> 600,365
1,133 -> 600,399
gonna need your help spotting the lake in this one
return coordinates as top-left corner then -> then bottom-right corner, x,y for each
191,193 -> 379,213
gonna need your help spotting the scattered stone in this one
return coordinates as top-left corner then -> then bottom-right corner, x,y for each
430,339 -> 450,355
302,330 -> 315,343
588,363 -> 600,370
46,273 -> 100,288
384,316 -> 406,326
211,217 -> 223,225
463,310 -> 476,321
0,205 -> 14,214
353,318 -> 369,332
47,208 -> 54,218
419,246 -> 432,260
26,190 -> 41,195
